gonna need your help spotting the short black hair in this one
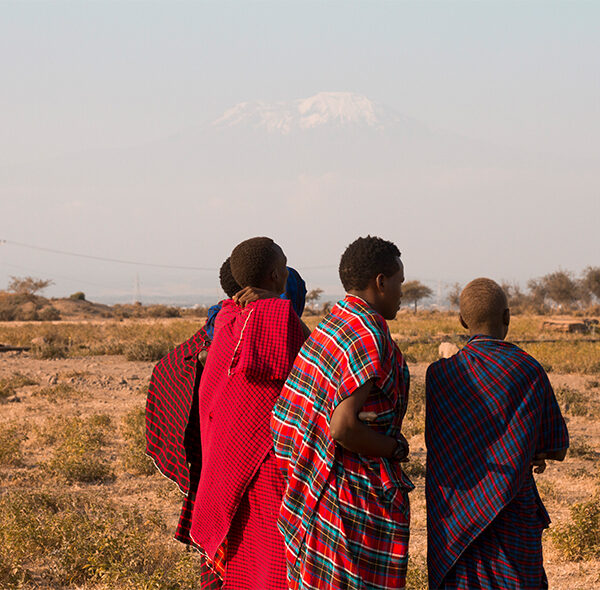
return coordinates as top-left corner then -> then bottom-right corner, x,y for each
460,278 -> 508,328
219,257 -> 241,298
230,236 -> 280,288
339,235 -> 401,291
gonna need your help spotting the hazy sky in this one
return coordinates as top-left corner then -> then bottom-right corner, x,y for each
1,1 -> 598,303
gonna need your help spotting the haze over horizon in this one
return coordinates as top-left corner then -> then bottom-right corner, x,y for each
1,2 -> 598,304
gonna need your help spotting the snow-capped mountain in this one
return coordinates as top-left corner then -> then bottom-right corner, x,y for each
212,92 -> 397,133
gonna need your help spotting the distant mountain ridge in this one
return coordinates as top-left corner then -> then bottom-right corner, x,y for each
212,91 -> 401,133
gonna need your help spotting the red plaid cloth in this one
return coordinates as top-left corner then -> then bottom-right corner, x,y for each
190,297 -> 304,588
272,295 -> 413,589
425,335 -> 569,589
145,325 -> 208,494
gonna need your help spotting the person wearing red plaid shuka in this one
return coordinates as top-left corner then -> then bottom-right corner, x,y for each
272,236 -> 413,590
189,237 -> 306,590
426,278 -> 569,590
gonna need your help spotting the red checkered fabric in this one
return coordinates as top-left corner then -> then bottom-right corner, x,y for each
145,322 -> 211,551
190,297 -> 304,588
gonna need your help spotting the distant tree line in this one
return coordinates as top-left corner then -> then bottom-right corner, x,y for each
3,268 -> 600,319
448,267 -> 600,314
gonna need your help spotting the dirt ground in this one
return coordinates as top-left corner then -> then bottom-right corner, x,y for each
1,346 -> 599,588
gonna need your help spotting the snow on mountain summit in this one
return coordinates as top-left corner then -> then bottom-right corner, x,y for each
212,92 -> 389,133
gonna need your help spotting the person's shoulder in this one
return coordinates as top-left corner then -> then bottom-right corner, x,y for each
502,340 -> 548,379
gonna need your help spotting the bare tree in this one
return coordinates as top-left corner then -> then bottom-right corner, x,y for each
582,266 -> 600,301
447,283 -> 461,309
402,280 -> 433,313
501,281 -> 527,312
8,276 -> 54,297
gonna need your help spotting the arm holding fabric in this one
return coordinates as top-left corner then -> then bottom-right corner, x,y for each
329,379 -> 408,461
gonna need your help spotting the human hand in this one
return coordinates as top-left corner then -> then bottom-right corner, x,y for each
532,453 -> 547,473
233,286 -> 278,308
358,411 -> 378,422
394,433 -> 410,463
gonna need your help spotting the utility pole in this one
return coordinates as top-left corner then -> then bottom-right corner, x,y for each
133,273 -> 142,305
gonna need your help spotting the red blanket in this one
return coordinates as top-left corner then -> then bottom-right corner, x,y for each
190,298 -> 304,573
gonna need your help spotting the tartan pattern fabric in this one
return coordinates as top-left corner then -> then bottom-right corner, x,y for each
425,335 -> 569,589
145,324 -> 209,494
272,294 -> 413,590
190,297 -> 304,587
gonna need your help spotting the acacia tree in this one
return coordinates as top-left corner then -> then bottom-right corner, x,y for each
402,280 -> 433,313
540,270 -> 579,308
8,276 -> 54,297
305,288 -> 323,313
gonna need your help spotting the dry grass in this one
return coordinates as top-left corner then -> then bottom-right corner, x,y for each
41,415 -> 115,483
0,489 -> 201,589
550,494 -> 600,561
0,422 -> 27,466
121,407 -> 155,476
0,313 -> 598,588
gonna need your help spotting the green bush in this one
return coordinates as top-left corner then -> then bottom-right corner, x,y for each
550,496 -> 600,560
121,407 -> 155,476
69,291 -> 86,301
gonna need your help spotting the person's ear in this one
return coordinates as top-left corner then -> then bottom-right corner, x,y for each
375,273 -> 386,294
459,314 -> 469,330
503,308 -> 510,327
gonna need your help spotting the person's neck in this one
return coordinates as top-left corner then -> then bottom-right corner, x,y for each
470,326 -> 506,340
347,290 -> 380,313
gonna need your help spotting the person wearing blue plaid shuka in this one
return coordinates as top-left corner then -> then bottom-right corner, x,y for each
426,278 -> 569,590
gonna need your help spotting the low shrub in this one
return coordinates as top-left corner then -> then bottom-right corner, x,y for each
550,495 -> 600,560
0,423 -> 27,466
125,340 -> 174,362
403,458 -> 426,479
31,339 -> 69,359
555,385 -> 590,417
121,407 -> 155,476
568,437 -> 597,460
0,372 -> 38,402
69,291 -> 86,301
406,556 -> 429,590
403,380 -> 425,437
0,490 -> 202,589
43,415 -> 114,483
146,305 -> 181,318
33,383 -> 78,401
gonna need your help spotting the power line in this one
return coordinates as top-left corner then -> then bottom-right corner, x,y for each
0,238 -> 339,272
0,239 -> 218,271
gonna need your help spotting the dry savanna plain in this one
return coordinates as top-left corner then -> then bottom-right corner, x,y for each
0,311 -> 599,589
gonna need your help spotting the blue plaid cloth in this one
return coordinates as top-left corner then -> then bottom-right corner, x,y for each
425,335 -> 569,589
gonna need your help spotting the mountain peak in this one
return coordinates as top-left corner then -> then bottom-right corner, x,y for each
212,92 -> 386,133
